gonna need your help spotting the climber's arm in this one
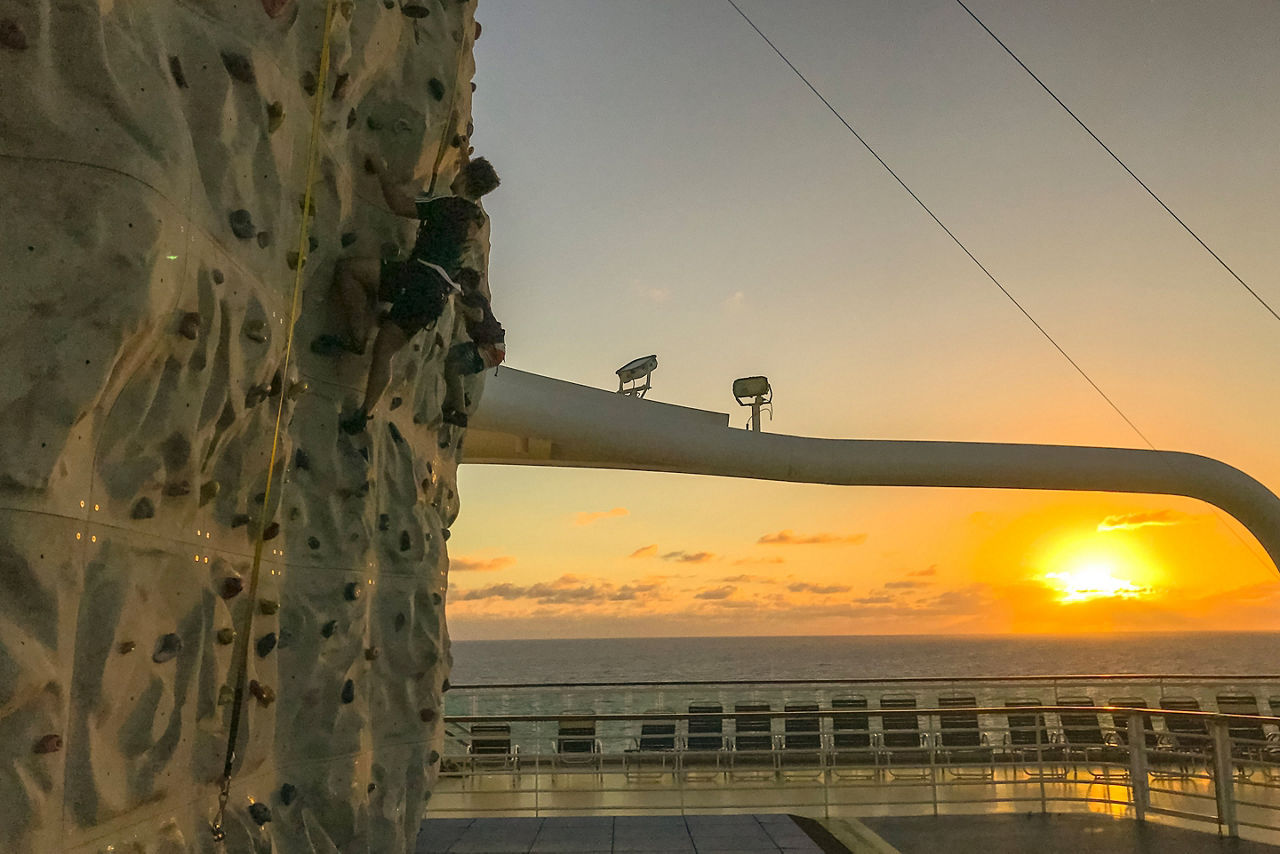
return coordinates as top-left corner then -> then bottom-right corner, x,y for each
366,156 -> 421,218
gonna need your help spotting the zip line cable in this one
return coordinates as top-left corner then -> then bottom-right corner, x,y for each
723,0 -> 1156,450
953,0 -> 1280,325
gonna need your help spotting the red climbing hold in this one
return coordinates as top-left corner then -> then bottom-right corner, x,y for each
33,734 -> 62,754
262,0 -> 291,19
0,19 -> 28,51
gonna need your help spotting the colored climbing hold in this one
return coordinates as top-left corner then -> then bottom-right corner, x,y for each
244,385 -> 268,408
216,627 -> 235,645
378,514 -> 389,531
427,78 -> 445,101
199,481 -> 220,506
364,647 -> 379,661
278,627 -> 293,649
347,108 -> 357,129
254,492 -> 266,505
431,592 -> 442,606
259,599 -> 280,615
248,802 -> 272,826
366,116 -> 383,131
301,70 -> 316,96
256,632 -> 277,657
287,251 -> 302,270
221,577 -> 244,599
340,232 -> 358,248
332,72 -> 350,101
229,210 -> 255,239
401,1 -> 430,17
288,380 -> 309,400
419,708 -> 435,722
152,633 -> 183,663
429,750 -> 440,765
212,268 -> 225,284
218,685 -> 234,704
466,120 -> 474,137
118,640 -> 136,654
389,396 -> 402,410
164,480 -> 190,497
474,20 -> 482,40
244,320 -> 268,343
441,679 -> 451,693
0,18 -> 28,50
261,0 -> 291,18
307,536 -> 320,550
33,734 -> 62,754
442,528 -> 451,541
231,513 -> 252,528
387,421 -> 404,444
344,581 -> 362,601
262,521 -> 280,541
131,497 -> 155,519
367,782 -> 377,793
321,619 -> 338,638
399,530 -> 411,551
249,679 -> 275,706
294,448 -> 310,471
178,312 -> 200,339
395,612 -> 406,631
280,783 -> 298,805
220,51 -> 256,84
267,100 -> 284,133
256,230 -> 271,249
341,679 -> 355,703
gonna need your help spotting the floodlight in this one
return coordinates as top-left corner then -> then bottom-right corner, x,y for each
733,375 -> 772,432
616,355 -> 658,398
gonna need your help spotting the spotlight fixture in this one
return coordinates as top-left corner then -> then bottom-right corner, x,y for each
733,376 -> 772,432
616,355 -> 658,398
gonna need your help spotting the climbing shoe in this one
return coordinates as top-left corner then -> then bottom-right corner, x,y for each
442,408 -> 468,429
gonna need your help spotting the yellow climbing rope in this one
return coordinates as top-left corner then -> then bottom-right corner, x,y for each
210,0 -> 339,841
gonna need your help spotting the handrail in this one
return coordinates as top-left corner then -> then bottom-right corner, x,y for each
450,673 -> 1280,690
442,706 -> 1280,725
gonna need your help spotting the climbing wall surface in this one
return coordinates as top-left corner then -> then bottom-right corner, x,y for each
0,0 -> 484,851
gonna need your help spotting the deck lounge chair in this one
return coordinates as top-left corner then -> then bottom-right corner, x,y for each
554,712 -> 602,772
684,702 -> 726,775
1217,693 -> 1269,756
731,702 -> 777,775
1002,699 -> 1066,778
780,702 -> 824,776
466,723 -> 520,780
624,709 -> 678,779
1154,697 -> 1211,776
880,694 -> 930,777
829,695 -> 877,779
937,693 -> 993,777
1057,696 -> 1123,776
1109,696 -> 1158,750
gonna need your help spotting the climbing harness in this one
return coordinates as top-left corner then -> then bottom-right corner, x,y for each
209,0 -> 339,841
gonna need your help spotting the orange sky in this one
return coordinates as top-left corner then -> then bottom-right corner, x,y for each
447,1 -> 1280,639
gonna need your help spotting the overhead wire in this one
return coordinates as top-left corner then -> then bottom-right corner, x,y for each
723,0 -> 1157,450
953,0 -> 1280,325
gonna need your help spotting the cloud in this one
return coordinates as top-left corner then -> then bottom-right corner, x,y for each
453,574 -> 665,605
908,566 -> 938,577
1097,510 -> 1190,532
758,529 -> 868,546
884,580 -> 929,589
694,585 -> 736,600
724,291 -> 745,310
788,582 -> 852,594
574,507 -> 629,526
629,544 -> 658,558
450,555 -> 516,573
733,556 -> 785,566
662,550 -> 715,564
721,573 -> 776,583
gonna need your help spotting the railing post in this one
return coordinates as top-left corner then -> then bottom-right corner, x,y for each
1126,712 -> 1149,823
1211,717 -> 1238,838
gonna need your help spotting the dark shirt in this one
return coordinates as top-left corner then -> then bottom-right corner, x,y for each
411,196 -> 485,277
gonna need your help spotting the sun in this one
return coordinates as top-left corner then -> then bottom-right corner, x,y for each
1045,562 -> 1147,603
1039,537 -> 1156,604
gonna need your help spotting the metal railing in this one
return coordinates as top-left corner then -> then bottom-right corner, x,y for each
433,676 -> 1280,844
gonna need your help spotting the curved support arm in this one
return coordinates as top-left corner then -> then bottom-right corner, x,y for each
464,368 -> 1280,572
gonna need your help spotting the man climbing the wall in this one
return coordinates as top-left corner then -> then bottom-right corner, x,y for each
315,154 -> 501,435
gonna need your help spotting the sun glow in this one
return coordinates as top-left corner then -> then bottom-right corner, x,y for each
1045,563 -> 1147,603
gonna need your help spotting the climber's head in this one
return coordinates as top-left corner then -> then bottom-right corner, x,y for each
452,157 -> 500,200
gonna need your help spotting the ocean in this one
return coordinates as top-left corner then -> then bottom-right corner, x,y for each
449,632 -> 1280,686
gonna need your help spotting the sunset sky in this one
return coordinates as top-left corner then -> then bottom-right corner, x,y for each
447,0 -> 1280,639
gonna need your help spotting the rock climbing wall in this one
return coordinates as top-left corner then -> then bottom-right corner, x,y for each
0,1 -> 485,851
